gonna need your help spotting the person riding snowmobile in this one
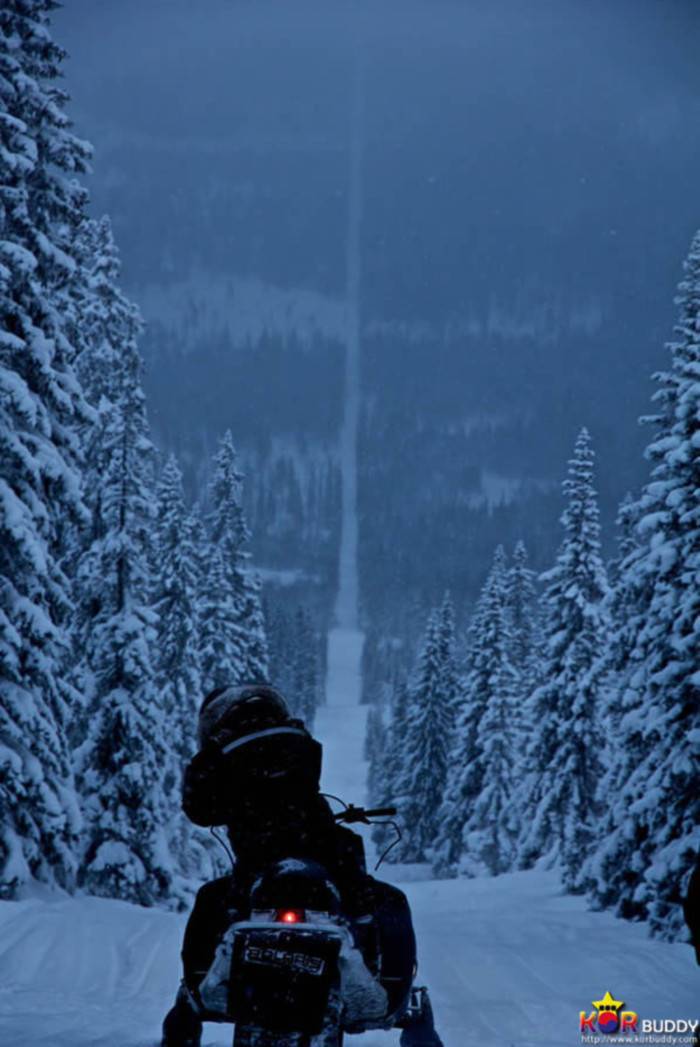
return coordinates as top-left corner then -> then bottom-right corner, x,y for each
162,682 -> 443,1047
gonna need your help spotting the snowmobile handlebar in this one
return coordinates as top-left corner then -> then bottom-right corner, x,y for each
333,804 -> 397,825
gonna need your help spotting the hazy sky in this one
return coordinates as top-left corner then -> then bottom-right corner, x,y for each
53,0 -> 700,527
56,0 -> 700,318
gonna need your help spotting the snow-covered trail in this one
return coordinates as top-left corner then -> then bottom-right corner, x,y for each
316,628 -> 368,805
314,624 -> 372,865
0,893 -> 184,1047
1,870 -> 697,1047
314,50 -> 370,837
334,48 -> 364,637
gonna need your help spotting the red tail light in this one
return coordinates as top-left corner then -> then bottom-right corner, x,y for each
276,908 -> 305,924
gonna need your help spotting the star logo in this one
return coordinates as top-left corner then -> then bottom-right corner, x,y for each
593,992 -> 624,1013
580,990 -> 638,1037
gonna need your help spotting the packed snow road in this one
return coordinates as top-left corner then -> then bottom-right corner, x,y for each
0,868 -> 697,1047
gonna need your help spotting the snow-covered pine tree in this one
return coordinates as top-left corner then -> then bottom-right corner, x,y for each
395,607 -> 456,862
364,702 -> 387,805
152,455 -> 218,890
584,495 -> 651,916
592,493 -> 644,743
364,703 -> 390,851
71,218 -> 143,679
74,216 -> 126,405
54,216 -> 100,619
199,545 -> 247,694
188,505 -> 211,661
0,0 -> 93,896
506,541 -> 541,691
516,429 -> 609,892
504,541 -> 541,792
369,678 -> 408,859
75,297 -> 173,906
606,494 -> 638,591
589,232 -> 700,938
433,548 -> 516,877
291,607 -> 319,728
434,591 -> 460,733
154,455 -> 202,764
361,625 -> 407,707
265,602 -> 292,699
463,577 -> 519,875
239,571 -> 269,684
202,431 -> 268,689
260,601 -> 321,718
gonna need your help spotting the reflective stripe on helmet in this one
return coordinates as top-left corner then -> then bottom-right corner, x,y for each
220,725 -> 308,755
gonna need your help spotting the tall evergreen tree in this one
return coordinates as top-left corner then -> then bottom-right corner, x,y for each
291,607 -> 319,727
516,430 -> 609,891
153,455 -> 217,890
434,591 -> 460,732
462,667 -> 517,877
584,496 -> 651,915
606,494 -> 638,591
210,430 -> 248,559
365,703 -> 387,806
199,545 -> 247,693
588,233 -> 700,938
593,493 -> 645,740
0,0 -> 92,896
239,571 -> 269,684
371,678 -> 410,859
154,456 -> 202,763
202,431 -> 268,688
74,216 -> 127,405
266,602 -> 293,699
72,218 -> 143,674
265,600 -> 324,721
434,548 -> 515,876
395,600 -> 457,863
75,298 -> 172,906
505,541 -> 541,775
506,541 -> 541,688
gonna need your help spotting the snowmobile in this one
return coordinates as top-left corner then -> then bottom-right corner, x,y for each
164,684 -> 442,1047
195,805 -> 436,1047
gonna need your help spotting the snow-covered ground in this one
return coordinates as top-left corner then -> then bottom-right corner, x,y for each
1,866 -> 697,1047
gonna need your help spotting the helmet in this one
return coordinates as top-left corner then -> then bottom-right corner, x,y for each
198,683 -> 290,749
